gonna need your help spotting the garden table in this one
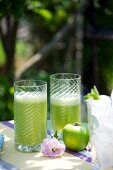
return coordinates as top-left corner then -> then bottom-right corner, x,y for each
0,121 -> 92,170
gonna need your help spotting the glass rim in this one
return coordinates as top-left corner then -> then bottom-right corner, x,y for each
14,80 -> 47,87
50,73 -> 81,80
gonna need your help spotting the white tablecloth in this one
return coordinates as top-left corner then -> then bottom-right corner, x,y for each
0,121 -> 92,170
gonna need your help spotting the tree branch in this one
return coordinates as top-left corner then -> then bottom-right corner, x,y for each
10,19 -> 19,57
6,14 -> 11,39
85,29 -> 113,40
0,22 -> 7,54
15,16 -> 74,80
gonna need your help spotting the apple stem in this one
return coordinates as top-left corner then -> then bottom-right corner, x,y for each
74,122 -> 81,126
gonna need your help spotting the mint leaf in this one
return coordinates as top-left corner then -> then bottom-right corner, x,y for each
93,85 -> 99,96
84,86 -> 100,100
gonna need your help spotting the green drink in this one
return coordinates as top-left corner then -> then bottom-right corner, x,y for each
51,96 -> 81,132
14,80 -> 47,152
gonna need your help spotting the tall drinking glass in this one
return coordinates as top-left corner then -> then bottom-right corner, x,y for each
14,80 -> 47,152
50,73 -> 81,133
86,97 -> 113,170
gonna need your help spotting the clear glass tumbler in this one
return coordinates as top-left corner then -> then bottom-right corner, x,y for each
86,99 -> 113,170
88,114 -> 101,170
14,80 -> 47,152
50,73 -> 81,133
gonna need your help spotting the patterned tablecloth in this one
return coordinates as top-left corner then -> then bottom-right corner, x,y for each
0,121 -> 92,170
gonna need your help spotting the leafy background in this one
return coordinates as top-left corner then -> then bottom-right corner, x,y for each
0,0 -> 113,120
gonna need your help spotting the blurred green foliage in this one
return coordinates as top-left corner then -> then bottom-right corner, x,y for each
26,0 -> 80,47
0,76 -> 14,120
1,0 -> 113,120
83,0 -> 113,94
0,0 -> 26,19
99,0 -> 113,13
0,0 -> 80,120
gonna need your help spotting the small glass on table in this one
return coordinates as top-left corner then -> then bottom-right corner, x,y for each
50,73 -> 81,137
86,93 -> 113,170
14,80 -> 47,152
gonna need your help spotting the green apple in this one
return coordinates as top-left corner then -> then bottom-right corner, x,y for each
63,123 -> 89,151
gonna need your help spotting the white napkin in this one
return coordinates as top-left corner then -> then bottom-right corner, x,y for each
86,94 -> 113,169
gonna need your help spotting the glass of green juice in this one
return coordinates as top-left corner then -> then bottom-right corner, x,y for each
50,73 -> 81,134
14,80 -> 47,152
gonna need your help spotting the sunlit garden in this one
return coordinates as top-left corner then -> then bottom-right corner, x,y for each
1,0 -> 113,121
1,1 -> 113,170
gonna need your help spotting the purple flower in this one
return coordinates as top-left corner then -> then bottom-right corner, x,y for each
41,138 -> 65,158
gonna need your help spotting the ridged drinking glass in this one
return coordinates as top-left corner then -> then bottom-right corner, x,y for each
14,80 -> 47,152
50,73 -> 81,133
